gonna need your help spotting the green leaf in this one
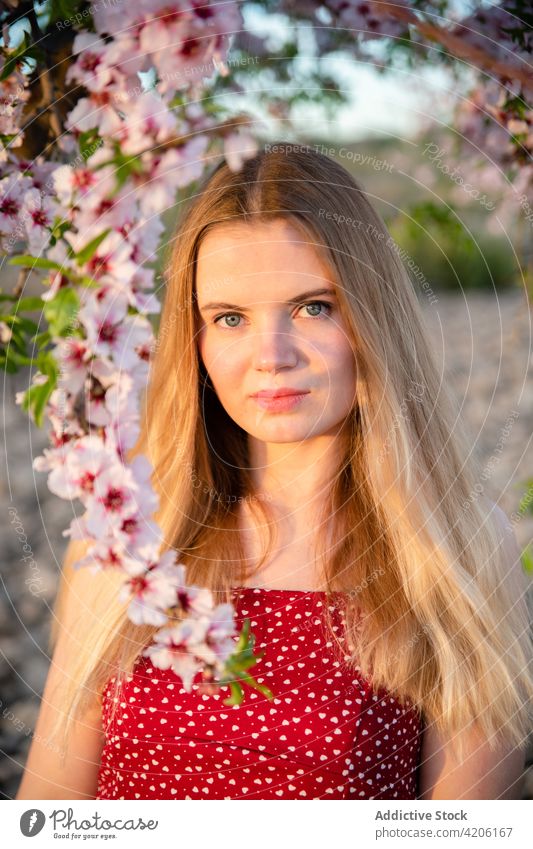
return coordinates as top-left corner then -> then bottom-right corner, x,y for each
0,350 -> 18,374
20,354 -> 61,426
32,380 -> 56,427
48,0 -> 89,25
0,55 -> 18,81
31,330 -> 52,347
78,275 -> 100,289
75,229 -> 111,265
0,32 -> 45,81
3,321 -> 26,351
518,481 -> 533,516
43,288 -> 79,337
521,546 -> 533,574
14,316 -> 39,333
111,153 -> 145,194
36,350 -> 59,378
234,668 -> 274,700
12,297 -> 45,312
24,46 -> 46,65
5,349 -> 33,368
9,255 -> 63,271
78,128 -> 102,160
223,682 -> 244,706
15,371 -> 57,425
217,617 -> 275,703
50,218 -> 72,243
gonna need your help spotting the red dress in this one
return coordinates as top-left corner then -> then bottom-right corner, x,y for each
96,587 -> 422,799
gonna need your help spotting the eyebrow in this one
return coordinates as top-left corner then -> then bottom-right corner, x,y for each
198,287 -> 337,312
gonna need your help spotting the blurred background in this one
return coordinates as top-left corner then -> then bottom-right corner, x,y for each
1,0 -> 532,799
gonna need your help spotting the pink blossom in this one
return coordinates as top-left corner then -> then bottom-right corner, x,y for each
127,267 -> 161,315
68,196 -> 137,252
83,462 -> 145,536
84,375 -> 113,428
138,0 -> 242,95
39,434 -> 109,500
133,137 -> 208,215
105,416 -> 141,460
21,189 -> 60,255
46,387 -> 86,444
33,443 -> 70,483
129,453 -> 159,512
98,35 -> 149,90
328,0 -> 409,41
95,456 -> 158,526
114,91 -> 178,155
92,1 -> 145,36
41,241 -> 76,301
131,551 -> 219,621
119,550 -> 186,625
55,336 -> 93,393
53,163 -> 116,206
94,362 -> 138,408
68,33 -> 147,96
142,618 -> 208,689
0,66 -> 30,146
118,213 -> 165,265
78,296 -> 153,376
110,313 -> 154,372
115,512 -> 161,555
78,288 -> 129,359
224,131 -> 259,172
142,598 -> 236,684
0,321 -> 12,343
194,603 -> 237,666
67,34 -> 114,93
66,93 -> 123,136
143,629 -> 203,689
69,229 -> 137,282
0,170 -> 33,251
67,534 -> 143,574
30,160 -> 60,196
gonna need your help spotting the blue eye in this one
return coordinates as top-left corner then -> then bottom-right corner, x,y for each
213,300 -> 333,329
214,312 -> 242,329
302,300 -> 332,318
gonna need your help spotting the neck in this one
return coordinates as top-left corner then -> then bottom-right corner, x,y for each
247,426 -> 350,510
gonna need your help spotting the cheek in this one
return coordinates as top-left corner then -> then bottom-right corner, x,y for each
319,334 -> 357,382
199,333 -> 244,384
341,345 -> 358,381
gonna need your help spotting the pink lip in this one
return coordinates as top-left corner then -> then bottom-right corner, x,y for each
251,391 -> 309,413
251,389 -> 309,399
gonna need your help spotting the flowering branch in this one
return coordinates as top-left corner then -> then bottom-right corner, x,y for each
2,0 -> 532,700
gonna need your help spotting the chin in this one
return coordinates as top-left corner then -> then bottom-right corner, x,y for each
248,422 -> 319,441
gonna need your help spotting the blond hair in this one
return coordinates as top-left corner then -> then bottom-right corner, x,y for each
49,143 -> 532,762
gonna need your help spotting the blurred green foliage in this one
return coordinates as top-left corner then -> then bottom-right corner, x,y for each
388,201 -> 516,292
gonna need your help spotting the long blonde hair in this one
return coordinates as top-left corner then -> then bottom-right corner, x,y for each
49,142 -> 532,761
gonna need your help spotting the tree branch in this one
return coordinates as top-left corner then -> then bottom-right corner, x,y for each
374,1 -> 533,90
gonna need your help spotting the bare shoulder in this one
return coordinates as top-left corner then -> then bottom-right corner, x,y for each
16,539 -> 122,799
418,722 -> 525,800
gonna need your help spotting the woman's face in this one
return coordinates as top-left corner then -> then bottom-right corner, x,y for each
195,218 -> 358,444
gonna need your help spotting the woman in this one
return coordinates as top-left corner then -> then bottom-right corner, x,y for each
16,143 -> 532,800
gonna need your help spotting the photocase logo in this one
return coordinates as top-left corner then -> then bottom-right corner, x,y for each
20,809 -> 46,836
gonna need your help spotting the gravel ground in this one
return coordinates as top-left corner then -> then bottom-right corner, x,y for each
1,289 -> 532,800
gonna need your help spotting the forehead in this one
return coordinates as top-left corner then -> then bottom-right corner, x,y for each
195,219 -> 337,305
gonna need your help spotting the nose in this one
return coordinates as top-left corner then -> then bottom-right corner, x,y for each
252,329 -> 299,373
